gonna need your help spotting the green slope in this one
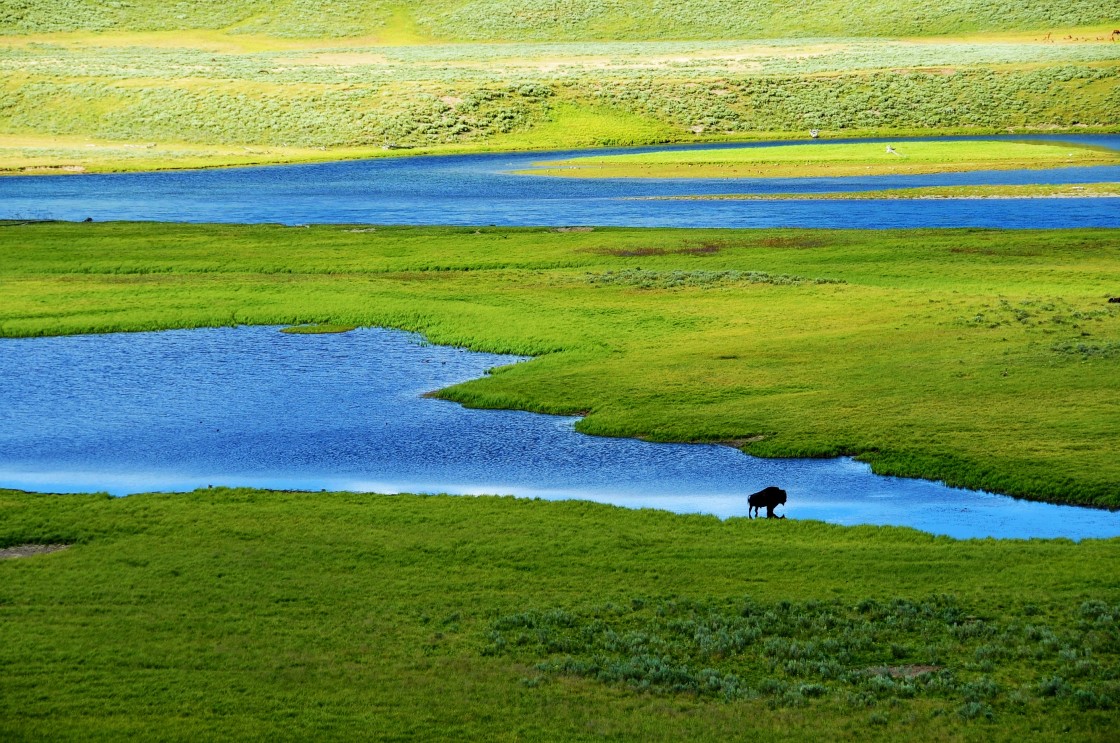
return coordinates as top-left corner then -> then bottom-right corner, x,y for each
3,3 -> 1118,173
2,0 -> 1118,39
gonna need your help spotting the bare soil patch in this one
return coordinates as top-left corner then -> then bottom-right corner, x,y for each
0,543 -> 70,559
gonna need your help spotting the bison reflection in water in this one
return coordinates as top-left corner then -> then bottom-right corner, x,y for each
748,486 -> 787,519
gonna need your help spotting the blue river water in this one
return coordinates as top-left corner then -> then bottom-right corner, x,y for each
2,134 -> 1119,227
1,326 -> 1117,541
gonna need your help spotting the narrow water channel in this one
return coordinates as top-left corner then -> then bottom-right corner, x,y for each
2,135 -> 1119,227
2,326 -> 1116,540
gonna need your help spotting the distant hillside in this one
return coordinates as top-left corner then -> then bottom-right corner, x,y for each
2,0 -> 1117,40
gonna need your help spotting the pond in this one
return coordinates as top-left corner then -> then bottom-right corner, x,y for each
2,326 -> 1117,541
2,134 -> 1120,228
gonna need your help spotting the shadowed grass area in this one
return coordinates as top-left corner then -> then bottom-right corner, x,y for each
528,140 -> 1120,178
1,223 -> 1118,506
0,488 -> 1118,740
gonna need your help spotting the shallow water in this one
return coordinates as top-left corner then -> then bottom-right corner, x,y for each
1,326 -> 1117,541
2,135 -> 1120,228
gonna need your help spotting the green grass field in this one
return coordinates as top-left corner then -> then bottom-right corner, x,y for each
1,1 -> 1118,173
2,222 -> 1118,507
527,140 -> 1120,178
2,488 -> 1119,741
2,5 -> 1119,738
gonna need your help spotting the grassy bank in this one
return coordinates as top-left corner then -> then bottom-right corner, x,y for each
1,223 -> 1118,507
1,488 -> 1118,740
643,182 -> 1120,201
527,140 -> 1120,178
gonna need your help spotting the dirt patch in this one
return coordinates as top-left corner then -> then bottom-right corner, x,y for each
20,165 -> 86,174
720,435 -> 768,448
866,665 -> 942,678
0,543 -> 70,559
551,226 -> 595,233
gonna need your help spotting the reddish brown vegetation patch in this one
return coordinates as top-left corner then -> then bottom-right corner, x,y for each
598,247 -> 668,257
757,235 -> 830,249
677,242 -> 725,255
592,240 -> 729,257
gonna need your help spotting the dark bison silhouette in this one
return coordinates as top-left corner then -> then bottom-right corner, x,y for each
747,486 -> 787,519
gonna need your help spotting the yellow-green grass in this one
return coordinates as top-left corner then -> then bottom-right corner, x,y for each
3,0 -> 1118,41
1,223 -> 1118,507
0,133 -> 446,175
1,487 -> 1118,740
528,140 -> 1120,178
2,25 -> 1118,175
5,25 -> 1118,52
0,106 -> 681,175
643,182 -> 1120,201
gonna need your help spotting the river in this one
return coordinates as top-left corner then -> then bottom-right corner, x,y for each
2,326 -> 1117,540
3,134 -> 1119,228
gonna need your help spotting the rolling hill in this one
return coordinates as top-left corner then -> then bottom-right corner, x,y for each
1,1 -> 1117,172
2,0 -> 1117,40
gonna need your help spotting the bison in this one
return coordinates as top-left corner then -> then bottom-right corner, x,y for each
747,486 -> 788,519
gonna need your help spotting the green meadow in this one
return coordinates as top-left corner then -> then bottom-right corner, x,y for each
526,140 -> 1120,178
2,222 -> 1118,507
2,3 -> 1120,739
2,488 -> 1119,741
1,0 -> 1118,173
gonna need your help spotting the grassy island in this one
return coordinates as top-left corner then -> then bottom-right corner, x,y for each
526,140 -> 1120,179
641,182 -> 1120,200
